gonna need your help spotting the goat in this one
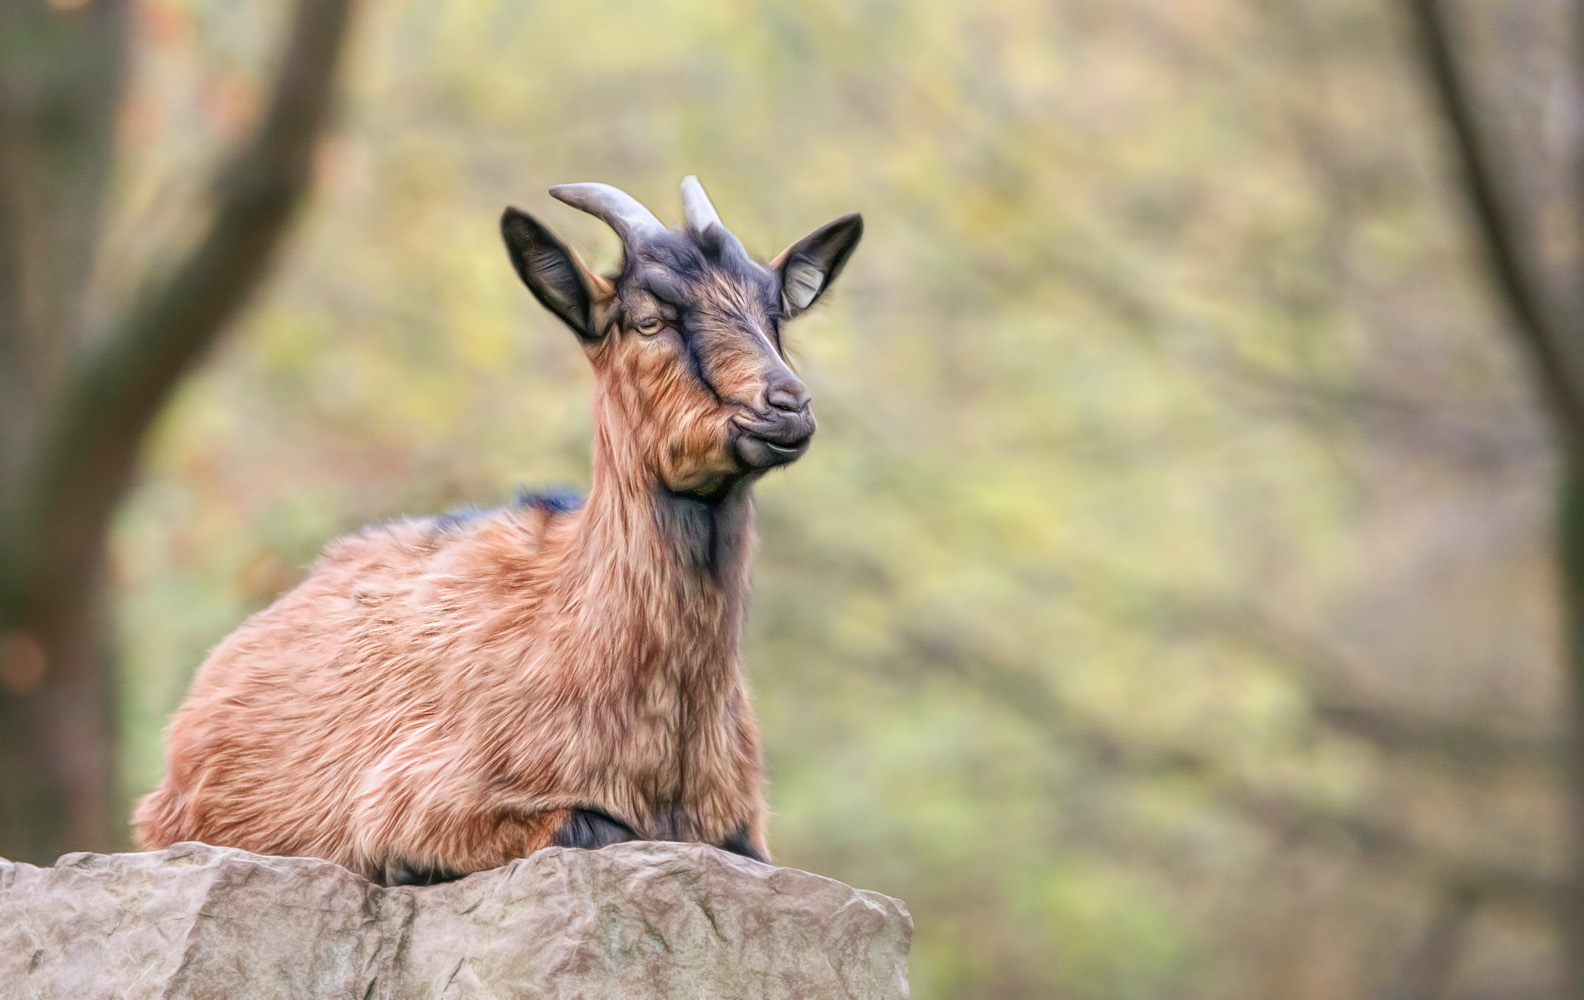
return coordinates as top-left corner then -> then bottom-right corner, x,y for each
132,177 -> 863,885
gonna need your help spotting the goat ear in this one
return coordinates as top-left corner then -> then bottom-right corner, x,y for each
501,207 -> 612,340
770,213 -> 863,318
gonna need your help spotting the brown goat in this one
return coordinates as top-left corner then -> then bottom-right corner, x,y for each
132,178 -> 862,885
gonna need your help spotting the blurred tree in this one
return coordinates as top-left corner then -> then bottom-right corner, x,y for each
0,0 -> 354,863
1407,1 -> 1584,993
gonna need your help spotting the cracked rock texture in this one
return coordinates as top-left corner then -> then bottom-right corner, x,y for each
0,840 -> 911,999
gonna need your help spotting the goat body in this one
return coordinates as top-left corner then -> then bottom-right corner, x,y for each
133,178 -> 862,884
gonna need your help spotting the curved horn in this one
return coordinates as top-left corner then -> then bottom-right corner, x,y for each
548,182 -> 666,243
680,175 -> 723,232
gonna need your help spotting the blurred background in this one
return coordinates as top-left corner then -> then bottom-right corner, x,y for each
4,0 -> 1584,996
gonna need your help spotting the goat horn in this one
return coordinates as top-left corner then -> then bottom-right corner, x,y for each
549,183 -> 667,243
680,175 -> 723,232
681,175 -> 754,266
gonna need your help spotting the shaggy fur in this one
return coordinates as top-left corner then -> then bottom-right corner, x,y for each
132,181 -> 862,884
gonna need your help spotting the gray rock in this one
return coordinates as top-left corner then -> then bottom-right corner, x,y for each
0,840 -> 910,999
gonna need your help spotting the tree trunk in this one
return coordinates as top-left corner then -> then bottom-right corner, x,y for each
0,557 -> 116,862
0,0 -> 130,863
1402,3 -> 1584,989
1561,451 -> 1584,997
0,0 -> 355,864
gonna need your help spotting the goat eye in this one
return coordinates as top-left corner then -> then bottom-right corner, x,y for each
635,317 -> 664,336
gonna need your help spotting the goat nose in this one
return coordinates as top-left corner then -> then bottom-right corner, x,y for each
766,379 -> 810,412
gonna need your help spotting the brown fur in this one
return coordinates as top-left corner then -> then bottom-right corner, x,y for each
133,185 -> 861,883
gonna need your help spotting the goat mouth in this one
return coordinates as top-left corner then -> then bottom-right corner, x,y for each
733,430 -> 812,469
731,409 -> 815,470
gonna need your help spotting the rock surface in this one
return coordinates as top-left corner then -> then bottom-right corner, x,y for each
0,840 -> 910,1000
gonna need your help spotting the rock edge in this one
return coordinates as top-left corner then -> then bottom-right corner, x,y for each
0,840 -> 911,1000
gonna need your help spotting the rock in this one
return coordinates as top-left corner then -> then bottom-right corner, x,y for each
0,840 -> 911,1000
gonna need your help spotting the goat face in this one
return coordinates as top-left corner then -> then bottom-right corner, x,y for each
501,178 -> 862,497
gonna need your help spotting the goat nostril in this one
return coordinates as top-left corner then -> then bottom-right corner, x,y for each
766,382 -> 810,412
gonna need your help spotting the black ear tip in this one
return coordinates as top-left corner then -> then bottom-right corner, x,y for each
821,213 -> 862,245
500,208 -> 521,241
500,206 -> 544,240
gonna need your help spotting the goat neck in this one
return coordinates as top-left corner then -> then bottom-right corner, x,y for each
552,379 -> 758,686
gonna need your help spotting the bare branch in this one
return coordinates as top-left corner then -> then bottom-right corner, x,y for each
1315,701 -> 1561,769
1404,0 -> 1584,439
